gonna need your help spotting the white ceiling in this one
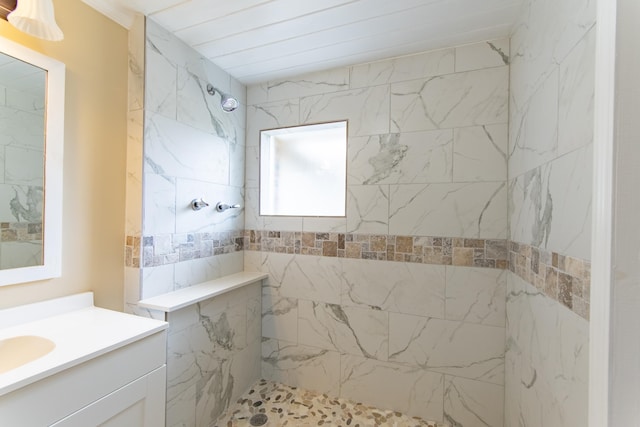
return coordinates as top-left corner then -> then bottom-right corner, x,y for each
83,0 -> 524,85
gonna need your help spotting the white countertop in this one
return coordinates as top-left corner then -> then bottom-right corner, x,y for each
0,293 -> 167,397
138,271 -> 268,312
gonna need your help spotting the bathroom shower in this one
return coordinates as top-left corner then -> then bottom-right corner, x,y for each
206,83 -> 239,112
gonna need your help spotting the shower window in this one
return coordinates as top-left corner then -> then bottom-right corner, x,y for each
259,121 -> 347,217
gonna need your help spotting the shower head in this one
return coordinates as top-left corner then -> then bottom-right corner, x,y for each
206,84 -> 239,112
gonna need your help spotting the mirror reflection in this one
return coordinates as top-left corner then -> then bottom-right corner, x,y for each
0,52 -> 46,270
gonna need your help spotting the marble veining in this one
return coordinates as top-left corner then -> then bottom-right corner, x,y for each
506,0 -> 594,425
390,67 -> 508,133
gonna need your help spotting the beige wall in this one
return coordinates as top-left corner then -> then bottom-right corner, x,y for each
0,0 -> 128,311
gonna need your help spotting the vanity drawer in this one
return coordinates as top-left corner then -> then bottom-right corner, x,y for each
0,331 -> 166,426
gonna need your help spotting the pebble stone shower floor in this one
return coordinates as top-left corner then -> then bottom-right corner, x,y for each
215,380 -> 444,427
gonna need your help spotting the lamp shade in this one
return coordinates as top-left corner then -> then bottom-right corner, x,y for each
8,0 -> 63,41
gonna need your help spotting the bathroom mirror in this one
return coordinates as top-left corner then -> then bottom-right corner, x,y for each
0,36 -> 64,286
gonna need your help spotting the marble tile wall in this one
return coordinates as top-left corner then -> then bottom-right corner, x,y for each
124,17 -> 255,427
506,0 -> 595,425
245,39 -> 510,426
165,282 -> 261,427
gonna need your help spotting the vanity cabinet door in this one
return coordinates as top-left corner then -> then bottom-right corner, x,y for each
50,366 -> 166,427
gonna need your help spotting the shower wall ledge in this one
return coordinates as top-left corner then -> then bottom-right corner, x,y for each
137,271 -> 267,312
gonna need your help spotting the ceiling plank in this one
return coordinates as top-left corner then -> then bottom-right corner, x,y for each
215,3 -> 518,71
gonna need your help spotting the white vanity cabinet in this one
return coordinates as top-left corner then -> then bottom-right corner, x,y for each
0,293 -> 168,427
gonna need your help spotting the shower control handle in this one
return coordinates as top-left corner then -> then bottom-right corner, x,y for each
190,198 -> 210,211
215,202 -> 240,212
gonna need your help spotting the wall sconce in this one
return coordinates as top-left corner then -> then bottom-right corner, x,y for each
8,0 -> 63,41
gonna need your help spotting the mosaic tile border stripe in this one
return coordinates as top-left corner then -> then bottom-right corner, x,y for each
125,231 -> 245,268
509,241 -> 590,320
244,229 -> 509,269
1,222 -> 43,242
124,230 -> 591,320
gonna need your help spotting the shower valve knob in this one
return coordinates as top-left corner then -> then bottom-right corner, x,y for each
215,202 -> 240,212
190,198 -> 210,211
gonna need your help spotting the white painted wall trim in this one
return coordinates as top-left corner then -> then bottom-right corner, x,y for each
589,0 -> 617,425
81,0 -> 135,29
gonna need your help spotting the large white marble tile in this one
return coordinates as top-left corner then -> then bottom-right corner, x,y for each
198,284 -> 249,321
244,145 -> 259,189
509,144 -> 592,259
505,345 -> 580,427
127,14 -> 145,113
126,110 -> 144,236
262,215 -> 303,232
146,18 -> 191,69
144,112 -> 229,184
346,185 -> 389,234
350,48 -> 454,89
166,383 -> 196,427
455,39 -> 510,73
340,354 -> 444,422
176,65 -> 239,145
249,68 -> 350,105
302,216 -> 347,233
246,99 -> 300,148
141,263 -> 175,299
262,288 -> 298,343
145,37 -> 177,118
168,305 -> 198,337
348,130 -> 453,185
243,188 -> 263,230
166,329 -> 199,409
389,182 -> 507,238
519,282 -> 589,403
505,273 -> 589,427
0,148 -> 4,184
262,338 -> 341,396
142,173 -> 176,235
453,124 -> 507,183
298,301 -> 388,360
174,252 -> 243,289
389,313 -> 504,385
229,340 -> 261,403
390,67 -> 508,133
300,85 -> 390,137
246,283 -> 262,345
229,142 -> 245,188
194,357 -> 234,426
445,267 -> 506,327
341,259 -> 446,318
509,0 -> 595,109
124,267 -> 142,313
508,68 -> 559,178
558,26 -> 595,157
247,83 -> 269,106
190,302 -> 247,358
505,273 -> 536,360
545,144 -> 592,259
444,376 -> 504,427
243,250 -> 265,273
262,253 -> 342,305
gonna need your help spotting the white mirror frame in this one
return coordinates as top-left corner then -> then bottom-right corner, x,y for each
0,37 -> 65,286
